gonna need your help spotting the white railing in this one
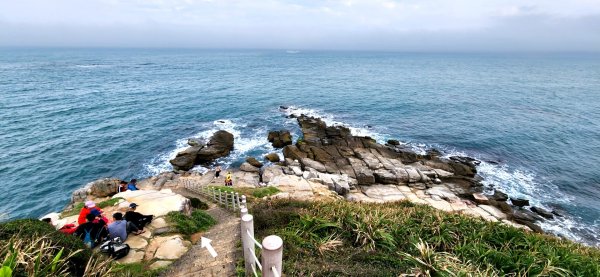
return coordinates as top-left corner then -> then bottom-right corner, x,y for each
182,178 -> 283,277
241,213 -> 283,277
182,179 -> 246,211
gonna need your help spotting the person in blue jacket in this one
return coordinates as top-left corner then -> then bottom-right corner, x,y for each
127,179 -> 139,191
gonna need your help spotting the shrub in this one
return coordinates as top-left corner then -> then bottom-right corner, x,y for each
189,198 -> 209,210
0,219 -> 113,276
251,199 -> 600,276
166,210 -> 217,235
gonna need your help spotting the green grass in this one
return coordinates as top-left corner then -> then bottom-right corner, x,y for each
209,186 -> 236,193
60,198 -> 124,217
166,210 -> 217,235
61,202 -> 85,217
252,187 -> 280,198
97,197 -> 124,209
112,262 -> 165,277
251,199 -> 600,276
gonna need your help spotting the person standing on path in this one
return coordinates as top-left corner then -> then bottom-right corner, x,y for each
225,171 -> 233,186
215,166 -> 222,178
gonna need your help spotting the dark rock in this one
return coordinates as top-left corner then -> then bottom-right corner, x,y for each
512,208 -> 544,222
283,145 -> 307,161
490,190 -> 508,202
246,157 -> 263,168
264,153 -> 281,163
279,105 -> 289,110
510,198 -> 530,207
195,130 -> 234,163
387,139 -> 400,146
425,149 -> 442,160
268,130 -> 293,148
169,145 -> 203,171
530,206 -> 554,219
373,169 -> 399,184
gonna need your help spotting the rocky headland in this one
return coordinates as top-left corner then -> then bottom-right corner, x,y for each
45,112 -> 565,270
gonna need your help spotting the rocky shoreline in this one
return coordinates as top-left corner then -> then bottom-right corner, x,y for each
51,112 -> 568,266
160,112 -> 560,234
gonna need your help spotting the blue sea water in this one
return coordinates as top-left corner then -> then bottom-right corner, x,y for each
1,49 -> 599,246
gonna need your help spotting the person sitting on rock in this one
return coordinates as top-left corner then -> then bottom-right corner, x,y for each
42,218 -> 77,235
127,179 -> 139,191
78,200 -> 97,225
108,212 -> 143,241
124,203 -> 153,229
90,208 -> 109,225
117,180 -> 128,193
225,171 -> 233,186
74,213 -> 109,248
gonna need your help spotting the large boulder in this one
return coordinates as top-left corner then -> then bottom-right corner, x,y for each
71,178 -> 121,202
264,153 -> 281,162
283,145 -> 307,161
530,206 -> 554,219
300,158 -> 327,173
246,157 -> 263,168
195,130 -> 234,163
510,198 -> 530,207
113,189 -> 191,217
240,162 -> 260,173
268,130 -> 293,148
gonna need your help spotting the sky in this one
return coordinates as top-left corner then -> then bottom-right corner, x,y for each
1,0 -> 599,51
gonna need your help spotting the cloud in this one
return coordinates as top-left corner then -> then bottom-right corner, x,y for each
0,0 -> 599,51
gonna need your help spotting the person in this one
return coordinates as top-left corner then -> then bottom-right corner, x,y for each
108,212 -> 143,241
215,166 -> 222,178
90,208 -> 109,225
74,213 -> 109,248
78,200 -> 97,225
225,171 -> 233,186
127,179 -> 139,191
124,203 -> 153,229
42,218 -> 77,235
117,180 -> 128,193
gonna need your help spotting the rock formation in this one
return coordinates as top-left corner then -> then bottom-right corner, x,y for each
267,130 -> 293,148
170,130 -> 234,171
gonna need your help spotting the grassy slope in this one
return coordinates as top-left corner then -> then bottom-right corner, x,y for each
251,199 -> 600,276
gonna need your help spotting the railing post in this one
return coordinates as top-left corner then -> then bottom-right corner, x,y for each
213,187 -> 217,201
225,191 -> 230,209
241,195 -> 247,209
261,235 -> 283,277
240,207 -> 248,217
241,214 -> 255,276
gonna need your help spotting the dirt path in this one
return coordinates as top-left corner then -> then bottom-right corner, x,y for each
160,187 -> 241,277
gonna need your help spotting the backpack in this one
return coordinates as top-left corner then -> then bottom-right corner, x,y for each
82,228 -> 94,248
99,237 -> 130,259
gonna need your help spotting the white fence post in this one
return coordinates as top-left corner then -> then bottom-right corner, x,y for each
241,195 -> 247,209
261,235 -> 283,277
240,207 -> 248,217
241,214 -> 255,275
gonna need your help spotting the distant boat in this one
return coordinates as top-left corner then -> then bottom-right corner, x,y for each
286,50 -> 300,54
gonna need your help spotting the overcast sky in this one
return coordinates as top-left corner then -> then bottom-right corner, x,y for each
1,0 -> 599,51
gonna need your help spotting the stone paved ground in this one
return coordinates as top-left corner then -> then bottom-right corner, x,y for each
161,185 -> 241,277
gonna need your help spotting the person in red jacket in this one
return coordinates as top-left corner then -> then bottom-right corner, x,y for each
78,201 -> 97,225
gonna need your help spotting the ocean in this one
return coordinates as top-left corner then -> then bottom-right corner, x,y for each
0,48 -> 599,246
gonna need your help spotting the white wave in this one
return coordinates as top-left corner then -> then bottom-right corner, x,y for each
73,64 -> 112,69
282,105 -> 384,141
143,118 -> 274,175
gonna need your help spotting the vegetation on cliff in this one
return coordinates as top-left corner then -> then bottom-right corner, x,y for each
252,199 -> 600,276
